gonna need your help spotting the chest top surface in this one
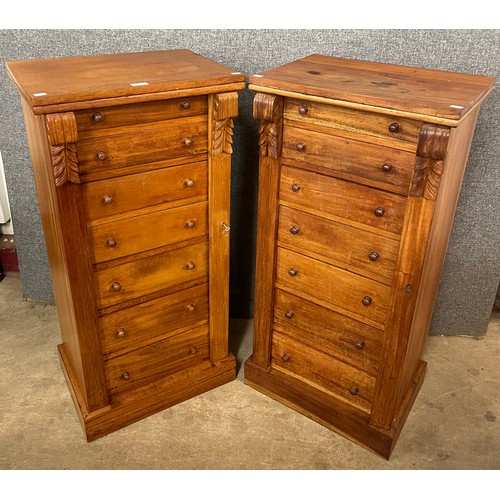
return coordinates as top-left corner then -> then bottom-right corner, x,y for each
249,54 -> 494,123
6,49 -> 245,111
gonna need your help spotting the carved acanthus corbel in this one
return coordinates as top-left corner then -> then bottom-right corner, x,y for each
45,112 -> 80,187
410,124 -> 451,200
212,92 -> 238,156
254,93 -> 284,160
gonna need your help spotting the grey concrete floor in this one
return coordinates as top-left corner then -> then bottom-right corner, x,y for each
0,272 -> 499,470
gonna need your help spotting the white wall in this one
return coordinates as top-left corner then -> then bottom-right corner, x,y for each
0,150 -> 14,234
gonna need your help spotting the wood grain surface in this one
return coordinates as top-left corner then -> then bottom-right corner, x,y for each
75,96 -> 208,134
105,326 -> 209,395
280,165 -> 407,235
7,49 -> 245,109
89,202 -> 207,264
10,49 -> 241,441
77,116 -> 207,174
282,124 -> 416,195
273,289 -> 382,375
245,55 -> 494,458
250,54 -> 494,121
276,247 -> 392,328
100,284 -> 209,357
284,97 -> 421,150
82,161 -> 207,221
95,241 -> 208,309
278,205 -> 400,284
272,331 -> 376,413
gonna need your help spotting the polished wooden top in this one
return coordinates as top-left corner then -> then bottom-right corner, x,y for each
7,49 -> 245,110
249,54 -> 494,122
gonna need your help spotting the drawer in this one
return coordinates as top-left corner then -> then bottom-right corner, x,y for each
83,161 -> 207,221
75,96 -> 208,134
274,289 -> 381,375
106,327 -> 209,395
278,206 -> 399,284
280,165 -> 406,235
78,115 -> 207,174
284,97 -> 421,150
100,284 -> 209,357
95,241 -> 208,309
282,124 -> 415,195
272,331 -> 375,413
276,247 -> 391,327
89,201 -> 207,264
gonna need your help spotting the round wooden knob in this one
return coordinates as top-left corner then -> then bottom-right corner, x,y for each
106,238 -> 117,248
290,226 -> 300,235
182,137 -> 193,147
349,385 -> 359,395
189,346 -> 198,355
121,371 -> 130,381
285,310 -> 294,319
180,99 -> 191,110
281,353 -> 291,362
362,296 -> 372,306
187,303 -> 196,312
184,178 -> 194,188
296,142 -> 306,152
185,261 -> 195,270
368,251 -> 380,262
111,282 -> 122,292
115,328 -> 126,339
298,105 -> 308,115
374,207 -> 385,217
102,194 -> 113,205
388,122 -> 400,133
288,267 -> 298,277
355,340 -> 365,350
185,219 -> 196,229
382,162 -> 393,173
96,151 -> 107,161
291,183 -> 301,193
91,112 -> 104,123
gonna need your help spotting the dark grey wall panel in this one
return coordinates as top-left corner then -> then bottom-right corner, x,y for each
1,29 -> 498,336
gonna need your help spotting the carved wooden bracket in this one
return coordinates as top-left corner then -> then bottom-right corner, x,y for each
254,93 -> 284,160
212,92 -> 238,156
45,112 -> 80,187
410,124 -> 451,200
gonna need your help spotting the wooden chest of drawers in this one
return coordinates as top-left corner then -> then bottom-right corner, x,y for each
7,50 -> 245,440
244,54 -> 494,457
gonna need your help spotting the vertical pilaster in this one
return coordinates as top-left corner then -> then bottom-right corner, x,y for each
208,92 -> 238,363
28,109 -> 108,413
248,93 -> 284,369
370,123 -> 451,430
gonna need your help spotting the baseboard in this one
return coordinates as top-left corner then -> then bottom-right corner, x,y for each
59,344 -> 236,441
244,357 -> 426,459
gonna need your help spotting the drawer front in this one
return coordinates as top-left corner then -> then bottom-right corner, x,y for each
95,241 -> 208,309
75,96 -> 208,133
283,125 -> 415,194
106,327 -> 209,395
100,284 -> 209,357
78,116 -> 207,174
284,97 -> 421,149
89,201 -> 207,264
280,165 -> 406,235
274,289 -> 382,375
83,161 -> 207,221
278,206 -> 399,283
272,331 -> 375,412
276,247 -> 391,327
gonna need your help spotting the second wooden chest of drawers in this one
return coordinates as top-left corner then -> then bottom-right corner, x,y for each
244,54 -> 494,458
7,49 -> 245,440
